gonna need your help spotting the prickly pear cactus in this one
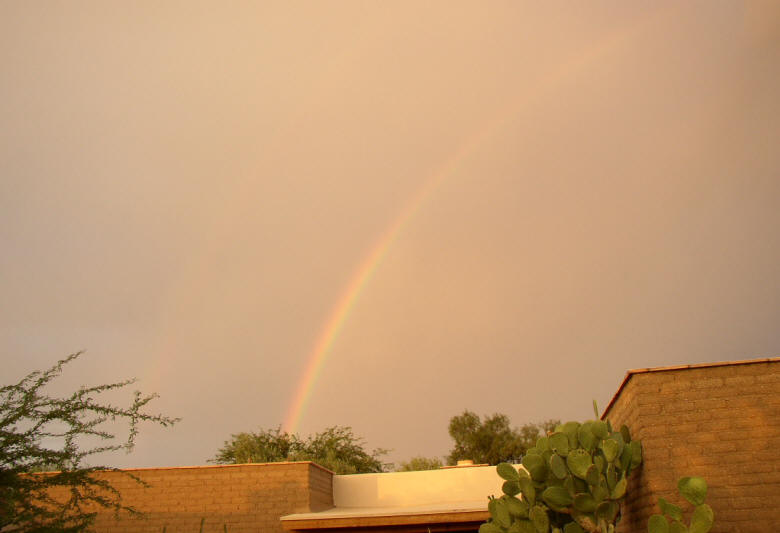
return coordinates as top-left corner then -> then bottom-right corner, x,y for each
481,412 -> 642,533
647,477 -> 714,533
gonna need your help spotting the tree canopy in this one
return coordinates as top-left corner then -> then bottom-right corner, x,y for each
396,456 -> 443,472
446,410 -> 558,465
0,352 -> 178,533
212,426 -> 388,474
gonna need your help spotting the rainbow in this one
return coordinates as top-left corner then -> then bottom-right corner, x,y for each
280,4 -> 677,435
281,136 -> 483,434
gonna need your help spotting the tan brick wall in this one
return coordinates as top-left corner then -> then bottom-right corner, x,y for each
47,462 -> 332,533
604,360 -> 780,533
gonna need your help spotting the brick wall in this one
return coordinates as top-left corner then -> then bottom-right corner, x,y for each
51,462 -> 332,533
603,359 -> 780,533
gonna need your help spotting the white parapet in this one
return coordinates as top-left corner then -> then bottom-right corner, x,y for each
333,463 -> 524,508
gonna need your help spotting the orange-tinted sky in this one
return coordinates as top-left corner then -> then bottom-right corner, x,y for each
2,2 -> 779,468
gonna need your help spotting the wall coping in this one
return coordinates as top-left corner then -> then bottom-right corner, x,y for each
601,356 -> 780,419
36,460 -> 335,475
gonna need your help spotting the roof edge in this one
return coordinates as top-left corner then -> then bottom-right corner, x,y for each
33,461 -> 333,475
601,356 -> 780,419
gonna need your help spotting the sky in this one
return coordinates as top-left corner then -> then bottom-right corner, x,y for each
2,1 -> 779,469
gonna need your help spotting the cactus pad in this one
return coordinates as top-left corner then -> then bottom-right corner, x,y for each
550,453 -> 568,479
600,438 -> 619,462
678,477 -> 707,506
585,464 -> 600,486
522,453 -> 548,482
647,515 -> 669,533
498,462 -> 520,481
629,441 -> 643,469
689,504 -> 713,533
549,432 -> 570,456
542,486 -> 574,508
610,476 -> 627,499
505,495 -> 529,519
566,449 -> 592,480
479,523 -> 504,533
503,480 -> 521,497
658,498 -> 682,521
577,422 -> 597,452
592,420 -> 609,439
513,520 -> 537,533
573,493 -> 597,513
562,422 -> 581,449
519,477 -> 536,506
529,505 -> 549,533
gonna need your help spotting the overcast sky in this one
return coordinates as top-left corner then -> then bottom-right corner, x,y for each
2,1 -> 779,469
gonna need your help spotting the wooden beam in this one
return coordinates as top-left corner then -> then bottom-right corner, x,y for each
282,510 -> 489,531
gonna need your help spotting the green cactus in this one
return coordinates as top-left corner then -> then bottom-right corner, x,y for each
561,422 -> 581,449
591,420 -> 609,439
530,504 -> 550,532
542,486 -> 574,509
549,432 -> 570,456
677,477 -> 707,506
566,449 -> 592,480
577,423 -> 597,452
498,462 -> 521,481
523,453 -> 549,482
484,408 -> 642,533
520,476 -> 536,505
550,453 -> 568,479
506,495 -> 530,518
573,493 -> 597,513
600,439 -> 619,463
504,480 -> 522,496
648,477 -> 713,533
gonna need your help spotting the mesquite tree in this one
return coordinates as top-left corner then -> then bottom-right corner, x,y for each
0,352 -> 178,533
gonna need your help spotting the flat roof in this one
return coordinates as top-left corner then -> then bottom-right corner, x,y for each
602,356 -> 780,418
281,464 -> 516,529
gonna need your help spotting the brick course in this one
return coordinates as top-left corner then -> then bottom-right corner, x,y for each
604,358 -> 780,533
47,462 -> 332,533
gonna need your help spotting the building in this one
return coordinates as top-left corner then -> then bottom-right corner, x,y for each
43,357 -> 780,533
603,357 -> 779,532
281,460 -> 499,533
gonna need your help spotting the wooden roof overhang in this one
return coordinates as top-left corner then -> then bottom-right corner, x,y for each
281,509 -> 490,533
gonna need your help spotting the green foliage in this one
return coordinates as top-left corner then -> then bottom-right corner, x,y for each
648,477 -> 714,533
397,456 -> 443,471
0,352 -> 179,533
447,410 -> 559,465
483,415 -> 642,533
211,427 -> 298,464
212,425 -> 388,474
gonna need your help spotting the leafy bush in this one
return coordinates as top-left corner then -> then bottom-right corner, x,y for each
397,456 -> 443,471
212,426 -> 388,474
447,411 -> 559,465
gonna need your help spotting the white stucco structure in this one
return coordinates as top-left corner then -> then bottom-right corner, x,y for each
282,463 -> 524,523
